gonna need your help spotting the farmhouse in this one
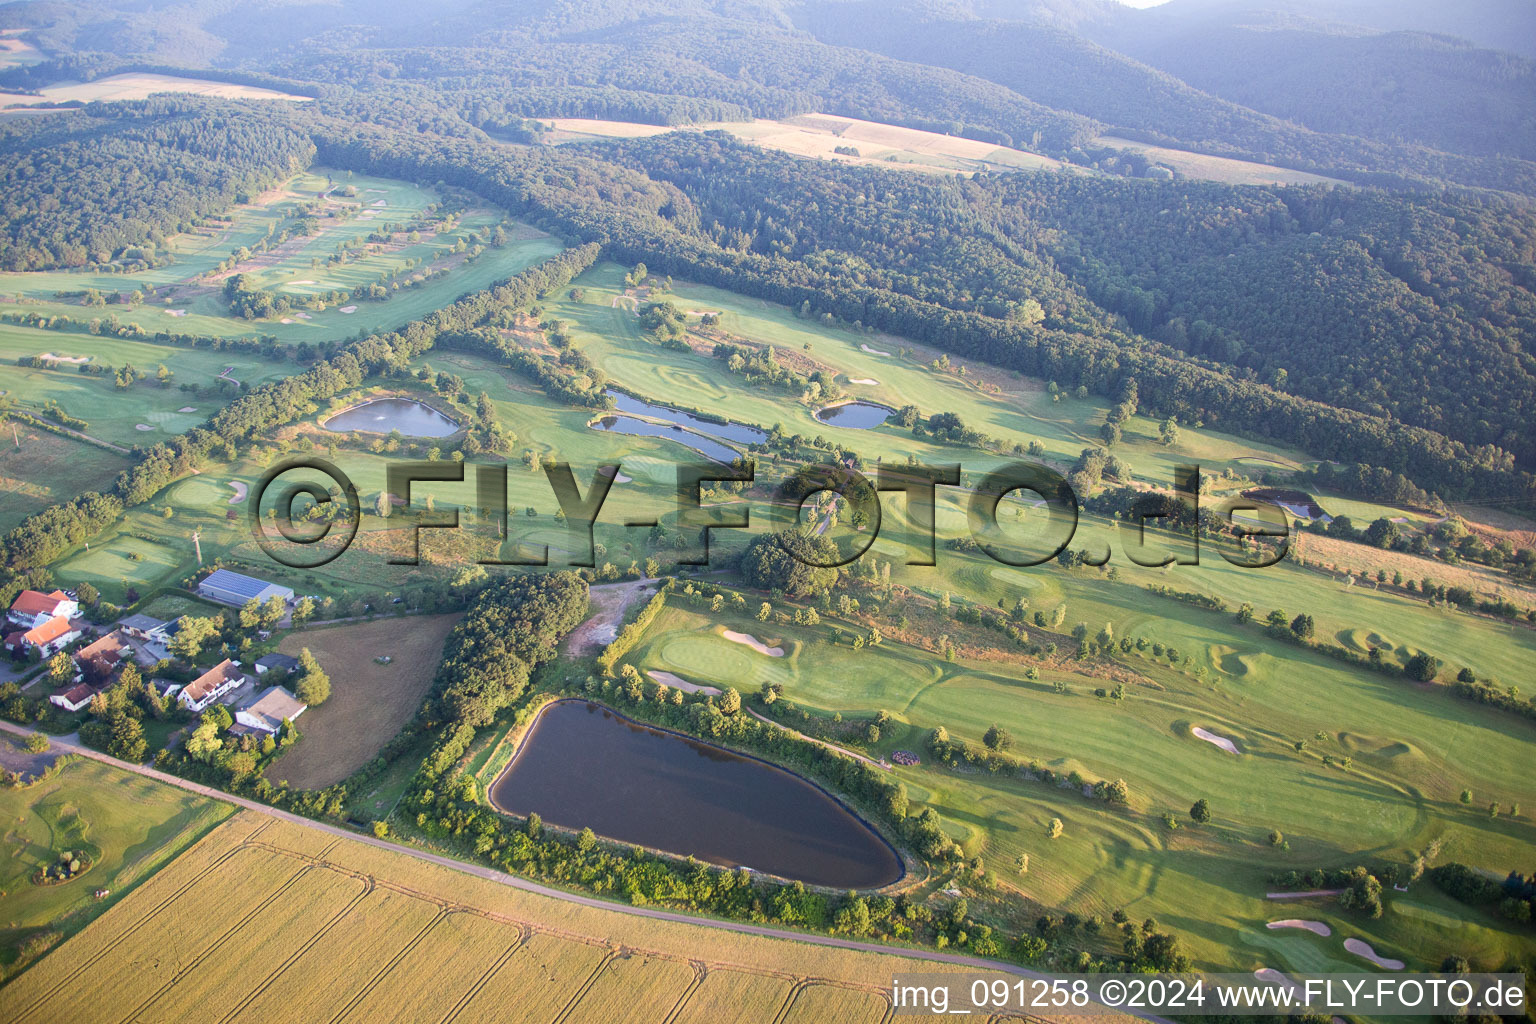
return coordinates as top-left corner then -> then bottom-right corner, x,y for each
178,659 -> 246,713
8,589 -> 78,629
254,652 -> 300,676
49,683 -> 97,713
233,685 -> 306,734
197,569 -> 294,608
4,615 -> 82,657
73,630 -> 131,682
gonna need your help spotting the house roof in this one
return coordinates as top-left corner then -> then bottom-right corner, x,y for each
184,659 -> 243,704
11,589 -> 70,617
237,685 -> 306,731
74,630 -> 128,666
56,683 -> 95,705
199,569 -> 292,601
21,616 -> 74,647
255,653 -> 300,672
118,613 -> 167,633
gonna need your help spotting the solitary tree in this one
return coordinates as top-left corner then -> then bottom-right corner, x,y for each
1190,799 -> 1212,824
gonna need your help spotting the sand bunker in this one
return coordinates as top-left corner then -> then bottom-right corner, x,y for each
372,200 -> 386,207
339,305 -> 358,313
1268,919 -> 1331,937
847,377 -> 879,385
295,312 -> 313,319
1344,938 -> 1403,970
227,481 -> 248,505
280,318 -> 295,324
166,309 -> 187,317
37,352 -> 89,363
290,279 -> 316,285
365,188 -> 387,193
135,423 -> 153,431
646,670 -> 721,696
722,630 -> 784,657
177,406 -> 196,413
860,343 -> 891,356
1193,726 -> 1240,754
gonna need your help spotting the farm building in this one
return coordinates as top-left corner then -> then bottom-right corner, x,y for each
4,615 -> 82,657
49,683 -> 97,713
254,652 -> 300,676
196,569 -> 294,608
178,659 -> 246,713
8,589 -> 78,629
234,685 -> 306,734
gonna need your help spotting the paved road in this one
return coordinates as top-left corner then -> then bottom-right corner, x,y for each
0,718 -> 1168,1021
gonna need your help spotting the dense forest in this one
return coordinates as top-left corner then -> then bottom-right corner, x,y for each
2,96 -> 1529,510
0,99 -> 315,269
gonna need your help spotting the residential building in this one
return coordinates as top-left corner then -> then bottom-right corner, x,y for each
178,659 -> 246,713
49,683 -> 96,713
254,652 -> 300,676
8,589 -> 78,629
73,630 -> 131,683
4,615 -> 82,657
233,685 -> 307,735
196,570 -> 294,608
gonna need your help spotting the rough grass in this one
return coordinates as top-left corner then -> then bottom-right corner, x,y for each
0,759 -> 231,983
9,810 -> 999,1024
266,613 -> 462,790
0,425 -> 129,533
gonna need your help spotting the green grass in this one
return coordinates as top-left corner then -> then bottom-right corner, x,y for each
0,168 -> 564,347
0,424 -> 130,532
0,757 -> 232,980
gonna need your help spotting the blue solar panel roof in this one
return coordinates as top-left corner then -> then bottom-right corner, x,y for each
201,569 -> 281,600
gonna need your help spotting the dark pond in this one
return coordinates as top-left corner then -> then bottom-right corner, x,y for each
322,398 -> 460,437
591,414 -> 745,465
490,701 -> 903,889
604,389 -> 767,445
813,400 -> 893,429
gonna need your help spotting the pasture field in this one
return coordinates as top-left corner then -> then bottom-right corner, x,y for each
0,423 -> 129,532
267,614 -> 462,791
0,758 -> 232,982
544,112 -> 1067,175
0,72 -> 311,109
3,809 -> 1028,1024
0,168 -> 564,345
1094,136 -> 1348,186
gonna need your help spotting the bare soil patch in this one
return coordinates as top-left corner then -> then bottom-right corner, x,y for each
567,579 -> 655,656
266,613 -> 460,789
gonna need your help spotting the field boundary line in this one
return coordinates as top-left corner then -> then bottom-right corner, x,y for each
214,877 -> 376,1024
324,908 -> 450,1024
548,949 -> 618,1024
436,932 -> 528,1024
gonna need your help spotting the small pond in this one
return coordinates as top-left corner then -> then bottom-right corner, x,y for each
322,398 -> 460,437
605,390 -> 767,445
490,701 -> 903,889
591,414 -> 745,465
813,400 -> 893,429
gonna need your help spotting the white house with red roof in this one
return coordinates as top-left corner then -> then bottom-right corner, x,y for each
177,659 -> 246,713
49,683 -> 97,713
8,590 -> 78,629
4,615 -> 81,658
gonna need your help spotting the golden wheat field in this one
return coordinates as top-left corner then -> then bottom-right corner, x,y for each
1,810 -> 1110,1024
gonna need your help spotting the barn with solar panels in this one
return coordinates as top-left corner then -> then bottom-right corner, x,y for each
196,569 -> 295,608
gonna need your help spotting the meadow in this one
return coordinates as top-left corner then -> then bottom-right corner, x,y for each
0,757 -> 232,981
544,113 -> 1068,176
2,809 -> 1016,1024
0,168 -> 564,346
0,422 -> 129,532
267,613 -> 462,791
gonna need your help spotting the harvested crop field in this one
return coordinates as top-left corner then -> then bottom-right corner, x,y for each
266,613 -> 460,790
3,810 -> 1050,1024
